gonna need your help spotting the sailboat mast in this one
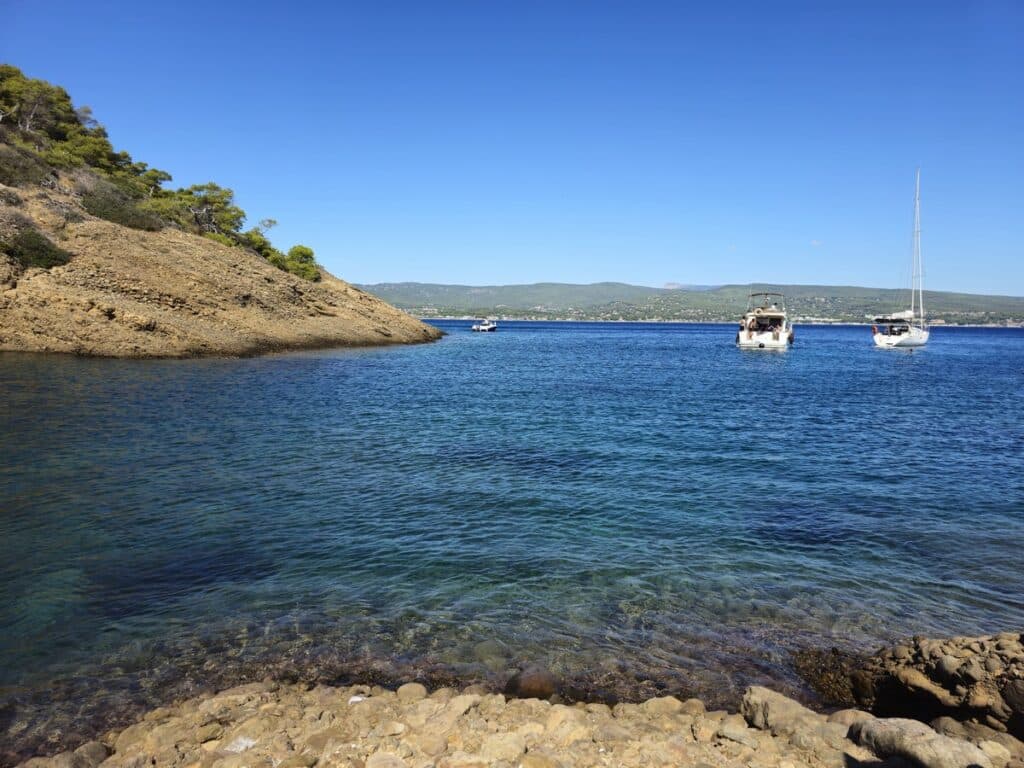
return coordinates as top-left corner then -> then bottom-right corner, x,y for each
914,168 -> 924,322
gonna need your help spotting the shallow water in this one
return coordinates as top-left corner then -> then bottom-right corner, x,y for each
2,322 -> 1023,759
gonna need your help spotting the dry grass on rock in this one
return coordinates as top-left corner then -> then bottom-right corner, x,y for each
0,178 -> 440,358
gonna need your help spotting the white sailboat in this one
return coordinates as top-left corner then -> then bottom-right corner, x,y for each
872,169 -> 929,348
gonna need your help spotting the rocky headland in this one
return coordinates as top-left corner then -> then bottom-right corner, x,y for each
11,631 -> 1024,768
0,182 -> 440,357
1,65 -> 441,358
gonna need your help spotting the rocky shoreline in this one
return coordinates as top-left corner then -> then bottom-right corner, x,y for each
10,631 -> 1024,768
12,678 -> 1017,768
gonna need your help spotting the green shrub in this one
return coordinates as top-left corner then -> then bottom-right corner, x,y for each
268,244 -> 320,281
285,244 -> 320,281
0,144 -> 53,187
203,232 -> 236,247
238,225 -> 278,259
0,188 -> 23,206
2,227 -> 72,269
1,67 -> 322,273
81,180 -> 163,231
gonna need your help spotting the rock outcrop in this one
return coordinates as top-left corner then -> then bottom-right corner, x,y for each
14,681 -> 1017,768
849,631 -> 1024,755
0,180 -> 441,357
850,717 -> 995,768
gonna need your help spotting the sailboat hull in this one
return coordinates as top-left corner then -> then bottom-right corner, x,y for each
873,170 -> 929,348
873,327 -> 929,348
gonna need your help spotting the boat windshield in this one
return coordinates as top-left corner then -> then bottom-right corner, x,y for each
742,314 -> 786,333
874,323 -> 910,335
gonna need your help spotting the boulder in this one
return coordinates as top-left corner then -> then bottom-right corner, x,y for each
718,714 -> 761,748
72,743 -> 109,768
930,717 -> 1024,759
478,733 -> 526,762
641,695 -> 684,715
396,682 -> 427,703
519,755 -> 562,768
365,755 -> 407,768
740,686 -> 821,736
504,666 -> 558,700
428,694 -> 481,734
828,709 -> 875,728
851,717 -> 993,768
680,698 -> 707,716
844,631 -> 1024,739
979,741 -> 1013,768
1004,681 -> 1024,716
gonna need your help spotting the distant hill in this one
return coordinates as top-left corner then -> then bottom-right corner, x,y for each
357,282 -> 667,311
358,282 -> 1024,325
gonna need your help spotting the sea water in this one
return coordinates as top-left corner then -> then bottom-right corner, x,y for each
2,322 -> 1023,758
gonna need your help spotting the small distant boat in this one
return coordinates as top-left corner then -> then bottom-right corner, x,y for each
471,319 -> 497,332
873,169 -> 929,349
736,292 -> 794,349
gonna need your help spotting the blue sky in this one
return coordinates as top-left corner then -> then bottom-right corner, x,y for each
3,1 -> 1022,294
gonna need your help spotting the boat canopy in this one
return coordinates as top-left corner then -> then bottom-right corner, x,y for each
874,310 -> 916,323
745,291 -> 787,314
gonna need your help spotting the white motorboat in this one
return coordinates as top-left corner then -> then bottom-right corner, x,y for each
736,292 -> 794,349
471,319 -> 497,332
873,169 -> 929,348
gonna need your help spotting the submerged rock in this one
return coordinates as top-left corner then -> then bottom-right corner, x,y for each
504,665 -> 558,700
792,647 -> 861,707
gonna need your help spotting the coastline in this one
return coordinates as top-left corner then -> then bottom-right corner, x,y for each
0,330 -> 442,361
8,630 -> 1024,768
420,317 -> 1024,328
13,680 -> 848,768
12,671 -> 1019,768
0,189 -> 443,359
0,633 -> 825,767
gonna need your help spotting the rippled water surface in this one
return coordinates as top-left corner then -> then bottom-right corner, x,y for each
2,322 -> 1023,759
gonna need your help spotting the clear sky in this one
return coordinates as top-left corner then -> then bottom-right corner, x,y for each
3,1 -> 1022,294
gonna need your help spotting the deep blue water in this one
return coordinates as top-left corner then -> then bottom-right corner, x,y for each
2,322 -> 1023,757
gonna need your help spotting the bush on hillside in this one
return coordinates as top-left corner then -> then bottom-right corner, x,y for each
2,65 -> 326,280
269,244 -> 320,282
202,232 -> 236,247
1,188 -> 23,206
0,144 -> 53,187
81,179 -> 163,231
1,227 -> 72,269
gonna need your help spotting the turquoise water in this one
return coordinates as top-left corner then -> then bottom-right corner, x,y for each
2,322 -> 1023,759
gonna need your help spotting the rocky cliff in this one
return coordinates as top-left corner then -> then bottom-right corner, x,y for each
0,179 -> 441,357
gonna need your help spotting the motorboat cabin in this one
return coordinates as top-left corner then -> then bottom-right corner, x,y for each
736,292 -> 794,349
